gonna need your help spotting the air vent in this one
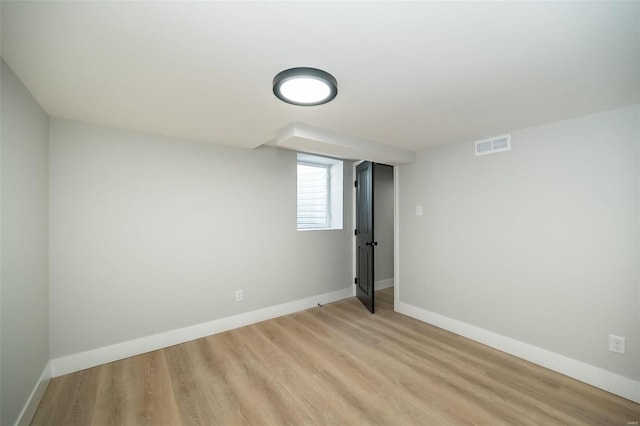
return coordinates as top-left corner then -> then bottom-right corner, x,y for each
475,134 -> 511,156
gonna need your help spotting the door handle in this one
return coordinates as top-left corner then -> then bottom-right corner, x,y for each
366,241 -> 378,247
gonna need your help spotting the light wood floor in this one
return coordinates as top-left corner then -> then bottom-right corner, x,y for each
33,288 -> 639,425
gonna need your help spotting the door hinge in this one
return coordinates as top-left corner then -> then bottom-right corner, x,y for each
354,229 -> 358,236
354,277 -> 358,285
354,180 -> 358,188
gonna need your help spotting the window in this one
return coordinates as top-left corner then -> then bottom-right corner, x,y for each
297,162 -> 330,228
297,153 -> 343,230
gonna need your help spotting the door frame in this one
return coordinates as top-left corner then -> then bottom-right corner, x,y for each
352,161 -> 400,312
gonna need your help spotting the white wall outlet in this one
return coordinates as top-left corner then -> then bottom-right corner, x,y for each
235,289 -> 243,302
416,205 -> 423,216
609,334 -> 626,355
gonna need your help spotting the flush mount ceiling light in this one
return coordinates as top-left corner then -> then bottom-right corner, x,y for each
273,67 -> 338,106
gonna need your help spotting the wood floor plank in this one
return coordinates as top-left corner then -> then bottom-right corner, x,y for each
320,301 -> 574,425
32,288 -> 640,425
314,300 -> 563,425
125,350 -> 182,426
32,363 -> 101,425
292,309 -> 505,425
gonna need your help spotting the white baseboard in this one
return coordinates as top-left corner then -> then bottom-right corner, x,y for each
51,287 -> 353,378
397,302 -> 640,403
15,361 -> 51,426
375,278 -> 394,290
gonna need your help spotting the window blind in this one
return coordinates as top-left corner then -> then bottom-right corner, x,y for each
297,163 -> 330,229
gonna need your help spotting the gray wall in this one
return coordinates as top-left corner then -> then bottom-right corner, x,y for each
399,104 -> 640,380
1,59 -> 50,426
374,164 -> 394,283
49,119 -> 353,358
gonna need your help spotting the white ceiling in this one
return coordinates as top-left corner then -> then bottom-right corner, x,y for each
1,1 -> 639,151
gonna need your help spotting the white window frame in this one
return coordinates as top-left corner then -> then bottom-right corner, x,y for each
297,153 -> 343,231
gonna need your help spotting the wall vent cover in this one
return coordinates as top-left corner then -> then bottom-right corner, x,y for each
475,134 -> 511,156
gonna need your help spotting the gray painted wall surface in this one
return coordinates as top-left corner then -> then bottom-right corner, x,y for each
374,164 -> 394,283
399,104 -> 640,380
1,59 -> 50,426
49,119 -> 353,358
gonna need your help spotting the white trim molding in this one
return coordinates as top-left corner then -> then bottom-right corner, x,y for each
15,361 -> 51,426
393,165 -> 400,312
51,287 -> 352,378
397,302 -> 640,404
375,278 -> 394,290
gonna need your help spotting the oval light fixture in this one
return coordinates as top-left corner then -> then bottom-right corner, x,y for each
273,67 -> 337,106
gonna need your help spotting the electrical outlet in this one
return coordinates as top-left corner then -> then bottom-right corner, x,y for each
609,334 -> 626,355
235,289 -> 243,302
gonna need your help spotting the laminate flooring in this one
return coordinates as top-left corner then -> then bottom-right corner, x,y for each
32,288 -> 640,425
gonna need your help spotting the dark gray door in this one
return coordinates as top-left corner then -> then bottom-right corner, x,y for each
355,161 -> 376,313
